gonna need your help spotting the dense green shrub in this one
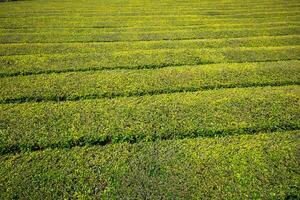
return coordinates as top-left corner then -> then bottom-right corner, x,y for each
1,86 -> 299,154
0,46 -> 299,76
0,60 -> 299,103
0,35 -> 299,56
0,26 -> 299,43
0,0 -> 299,198
0,131 -> 299,199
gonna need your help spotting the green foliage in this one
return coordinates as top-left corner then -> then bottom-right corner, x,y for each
0,60 -> 299,103
0,131 -> 299,199
0,0 -> 19,2
0,35 -> 299,56
1,85 -> 299,154
0,26 -> 299,43
0,0 -> 299,198
0,13 -> 298,28
0,46 -> 299,76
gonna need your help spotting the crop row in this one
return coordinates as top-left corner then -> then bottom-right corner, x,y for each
1,26 -> 298,44
0,46 -> 299,77
0,131 -> 299,199
1,0 -> 298,13
1,11 -> 299,21
1,21 -> 299,34
0,6 -> 299,19
0,35 -> 298,56
1,7 -> 299,18
1,60 -> 299,103
0,85 -> 299,154
1,1 -> 297,8
0,15 -> 298,28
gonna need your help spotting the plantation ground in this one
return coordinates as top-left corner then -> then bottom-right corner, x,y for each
0,0 -> 299,199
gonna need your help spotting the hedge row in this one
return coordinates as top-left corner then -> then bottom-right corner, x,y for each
1,8 -> 299,18
1,10 -> 298,21
1,7 -> 298,20
0,15 -> 298,28
0,35 -> 299,56
1,22 -> 299,35
0,85 -> 299,154
1,4 -> 298,15
0,0 -> 297,11
1,60 -> 299,103
0,131 -> 299,199
1,26 -> 299,43
0,46 -> 299,76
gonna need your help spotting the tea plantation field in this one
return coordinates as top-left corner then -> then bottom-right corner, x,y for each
0,0 -> 299,199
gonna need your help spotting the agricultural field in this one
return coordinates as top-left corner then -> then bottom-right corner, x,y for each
0,0 -> 299,199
